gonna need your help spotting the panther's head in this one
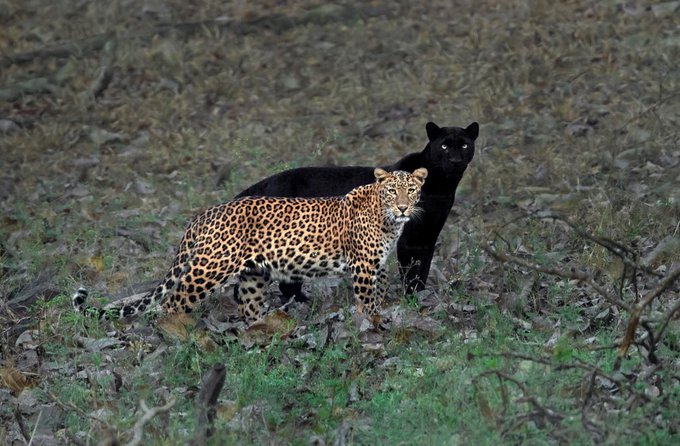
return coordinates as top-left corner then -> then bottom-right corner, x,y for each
424,121 -> 478,172
374,168 -> 428,223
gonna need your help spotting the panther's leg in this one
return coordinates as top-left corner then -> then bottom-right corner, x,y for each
236,269 -> 272,323
397,243 -> 434,294
279,281 -> 309,303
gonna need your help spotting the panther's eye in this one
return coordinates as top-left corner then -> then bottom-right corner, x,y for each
441,144 -> 448,150
386,188 -> 396,195
462,144 -> 468,149
408,187 -> 417,194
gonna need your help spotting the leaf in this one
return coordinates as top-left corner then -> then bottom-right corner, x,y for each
156,313 -> 196,341
0,367 -> 32,393
474,384 -> 495,426
240,310 -> 296,347
89,255 -> 106,272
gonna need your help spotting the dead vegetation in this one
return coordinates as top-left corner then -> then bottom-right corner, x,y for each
1,0 -> 679,444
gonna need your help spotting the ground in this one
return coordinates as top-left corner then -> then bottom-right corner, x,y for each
1,0 -> 679,444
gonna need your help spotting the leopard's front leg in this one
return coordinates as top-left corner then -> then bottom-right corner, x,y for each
350,259 -> 383,318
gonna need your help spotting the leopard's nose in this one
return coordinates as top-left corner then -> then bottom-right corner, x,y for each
397,205 -> 408,213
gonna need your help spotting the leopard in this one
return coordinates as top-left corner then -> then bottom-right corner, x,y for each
72,167 -> 428,323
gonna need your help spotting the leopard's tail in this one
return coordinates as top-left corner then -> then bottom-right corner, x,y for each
72,284 -> 168,320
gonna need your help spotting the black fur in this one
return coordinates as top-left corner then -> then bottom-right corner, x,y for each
236,121 -> 479,301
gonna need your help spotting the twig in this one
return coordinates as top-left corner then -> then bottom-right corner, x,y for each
619,265 -> 680,358
0,61 -> 74,102
192,364 -> 227,445
14,408 -> 30,443
27,409 -> 42,446
85,40 -> 116,100
474,370 -> 566,425
484,245 -> 631,312
533,212 -> 662,278
581,371 -> 604,442
48,392 -> 114,430
655,296 -> 680,345
126,397 -> 176,446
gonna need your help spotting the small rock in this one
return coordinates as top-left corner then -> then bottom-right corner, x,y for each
651,1 -> 679,18
17,389 -> 38,412
0,118 -> 20,133
134,178 -> 155,195
88,127 -> 125,146
565,123 -> 592,137
15,330 -> 39,349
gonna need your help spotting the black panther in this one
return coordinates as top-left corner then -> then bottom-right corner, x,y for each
236,121 -> 479,302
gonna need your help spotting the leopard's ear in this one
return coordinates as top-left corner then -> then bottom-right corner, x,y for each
465,122 -> 479,140
425,122 -> 442,141
374,168 -> 390,182
412,168 -> 428,185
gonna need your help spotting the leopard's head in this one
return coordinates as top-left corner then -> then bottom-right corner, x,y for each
374,168 -> 428,223
424,121 -> 478,172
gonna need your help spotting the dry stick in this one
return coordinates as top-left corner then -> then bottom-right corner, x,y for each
126,397 -> 176,446
655,295 -> 680,344
484,246 -> 631,312
618,265 -> 680,358
26,409 -> 42,446
534,212 -> 662,278
14,408 -> 30,443
0,62 -> 74,102
85,40 -> 116,100
48,392 -> 114,431
580,371 -> 604,442
192,364 -> 227,445
473,351 -> 645,400
474,370 -> 566,425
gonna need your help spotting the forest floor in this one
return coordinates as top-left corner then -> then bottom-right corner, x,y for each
1,0 -> 679,444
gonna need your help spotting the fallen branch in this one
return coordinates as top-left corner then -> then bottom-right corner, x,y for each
533,212 -> 662,278
84,40 -> 116,100
618,265 -> 680,358
192,364 -> 227,445
49,392 -> 114,430
474,369 -> 566,428
126,396 -> 176,446
484,245 -> 631,312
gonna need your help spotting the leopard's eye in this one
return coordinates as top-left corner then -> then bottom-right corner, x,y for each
408,187 -> 417,194
386,188 -> 396,195
462,144 -> 468,149
441,144 -> 448,150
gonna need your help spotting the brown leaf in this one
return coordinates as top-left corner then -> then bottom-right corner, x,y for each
240,310 -> 296,347
156,313 -> 196,341
474,384 -> 495,426
0,367 -> 32,393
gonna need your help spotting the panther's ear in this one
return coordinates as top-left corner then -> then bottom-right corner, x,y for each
412,168 -> 428,185
465,122 -> 479,140
425,122 -> 442,141
374,168 -> 390,182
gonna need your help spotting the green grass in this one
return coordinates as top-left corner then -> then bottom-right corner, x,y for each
2,0 -> 679,444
